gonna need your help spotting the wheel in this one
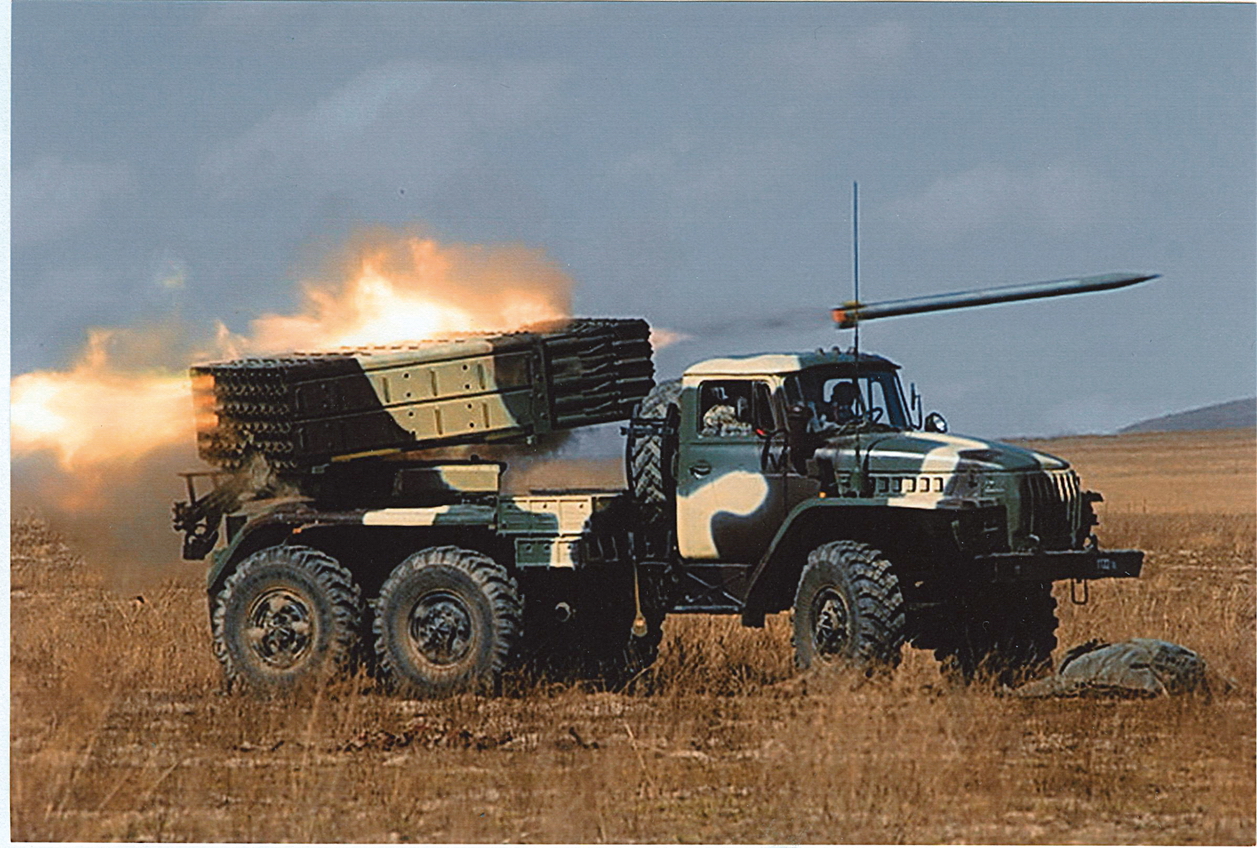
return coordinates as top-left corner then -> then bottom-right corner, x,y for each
932,583 -> 1058,686
792,541 -> 906,672
212,545 -> 363,693
373,546 -> 522,698
628,379 -> 682,525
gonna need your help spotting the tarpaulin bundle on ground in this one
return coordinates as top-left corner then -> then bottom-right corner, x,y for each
1012,638 -> 1211,698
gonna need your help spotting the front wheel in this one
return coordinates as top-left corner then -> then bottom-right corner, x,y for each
792,541 -> 906,673
373,546 -> 522,698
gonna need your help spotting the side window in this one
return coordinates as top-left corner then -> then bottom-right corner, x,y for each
698,380 -> 771,438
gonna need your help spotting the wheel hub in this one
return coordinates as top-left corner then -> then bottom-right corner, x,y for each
246,588 -> 315,669
409,592 -> 474,666
812,587 -> 851,656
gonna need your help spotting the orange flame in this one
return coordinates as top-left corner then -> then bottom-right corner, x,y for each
244,235 -> 571,354
11,232 -> 575,479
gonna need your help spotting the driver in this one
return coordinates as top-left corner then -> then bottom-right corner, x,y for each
829,381 -> 860,424
809,381 -> 861,432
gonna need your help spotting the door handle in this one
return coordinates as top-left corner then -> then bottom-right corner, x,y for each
689,461 -> 712,477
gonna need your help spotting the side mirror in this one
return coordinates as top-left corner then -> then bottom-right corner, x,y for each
785,403 -> 811,437
924,411 -> 948,433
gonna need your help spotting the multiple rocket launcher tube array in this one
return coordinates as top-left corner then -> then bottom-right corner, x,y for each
192,318 -> 654,471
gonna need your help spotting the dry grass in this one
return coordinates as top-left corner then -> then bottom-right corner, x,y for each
1014,428 -> 1256,516
11,430 -> 1256,842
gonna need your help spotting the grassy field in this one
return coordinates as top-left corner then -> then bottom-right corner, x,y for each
10,429 -> 1255,842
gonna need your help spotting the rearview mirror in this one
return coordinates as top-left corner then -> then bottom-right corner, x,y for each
785,403 -> 811,443
924,411 -> 948,433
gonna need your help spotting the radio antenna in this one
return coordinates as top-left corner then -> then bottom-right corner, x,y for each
851,181 -> 864,493
852,181 -> 860,359
852,180 -> 863,419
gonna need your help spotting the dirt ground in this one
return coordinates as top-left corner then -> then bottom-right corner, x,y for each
10,429 -> 1255,843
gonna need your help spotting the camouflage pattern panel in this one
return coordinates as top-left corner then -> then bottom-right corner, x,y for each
192,319 -> 653,470
498,493 -> 623,569
812,431 -> 1087,552
297,459 -> 503,508
675,375 -> 786,562
683,349 -> 899,377
684,353 -> 806,376
360,503 -> 499,527
202,499 -> 499,593
498,494 -> 596,535
387,464 -> 500,505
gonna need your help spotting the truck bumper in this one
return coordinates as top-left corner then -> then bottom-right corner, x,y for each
977,547 -> 1143,583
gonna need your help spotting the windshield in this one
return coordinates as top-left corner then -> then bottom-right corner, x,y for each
784,367 -> 910,432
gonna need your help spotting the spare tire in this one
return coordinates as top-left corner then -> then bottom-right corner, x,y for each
628,379 -> 682,525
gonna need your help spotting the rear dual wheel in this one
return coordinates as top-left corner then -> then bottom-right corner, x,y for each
373,546 -> 522,698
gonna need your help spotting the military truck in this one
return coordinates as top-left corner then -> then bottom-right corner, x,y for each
174,275 -> 1150,696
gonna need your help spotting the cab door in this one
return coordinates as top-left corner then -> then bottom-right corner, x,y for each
676,379 -> 784,562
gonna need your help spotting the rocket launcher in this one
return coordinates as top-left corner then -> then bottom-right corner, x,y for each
192,318 -> 654,471
831,272 -> 1157,329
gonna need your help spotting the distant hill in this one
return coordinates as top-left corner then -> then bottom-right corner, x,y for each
1119,398 -> 1256,434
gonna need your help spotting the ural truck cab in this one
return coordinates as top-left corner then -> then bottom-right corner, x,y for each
674,349 -> 911,566
629,348 -> 1142,681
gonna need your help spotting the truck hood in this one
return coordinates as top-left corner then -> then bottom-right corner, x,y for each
821,431 -> 1070,474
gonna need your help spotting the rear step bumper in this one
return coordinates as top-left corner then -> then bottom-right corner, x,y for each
978,547 -> 1143,583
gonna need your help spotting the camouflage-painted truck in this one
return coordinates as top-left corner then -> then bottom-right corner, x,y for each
174,275 -> 1151,695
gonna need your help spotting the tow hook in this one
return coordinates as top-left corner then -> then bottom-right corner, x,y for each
1071,578 -> 1090,606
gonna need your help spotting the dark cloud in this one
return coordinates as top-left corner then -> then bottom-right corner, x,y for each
200,61 -> 563,200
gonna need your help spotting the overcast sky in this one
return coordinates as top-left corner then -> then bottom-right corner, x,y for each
11,1 -> 1255,438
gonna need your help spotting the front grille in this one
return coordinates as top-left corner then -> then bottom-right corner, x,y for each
1025,469 -> 1082,549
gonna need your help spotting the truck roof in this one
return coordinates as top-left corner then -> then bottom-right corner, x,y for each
684,349 -> 899,377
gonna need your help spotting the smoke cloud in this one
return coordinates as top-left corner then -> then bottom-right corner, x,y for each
11,227 -> 579,587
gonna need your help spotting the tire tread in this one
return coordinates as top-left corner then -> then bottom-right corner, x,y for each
373,546 -> 522,697
629,380 -> 682,525
212,545 -> 363,692
792,540 -> 907,671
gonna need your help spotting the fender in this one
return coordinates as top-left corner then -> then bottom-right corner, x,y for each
206,501 -> 502,597
205,502 -> 332,596
739,495 -> 998,625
